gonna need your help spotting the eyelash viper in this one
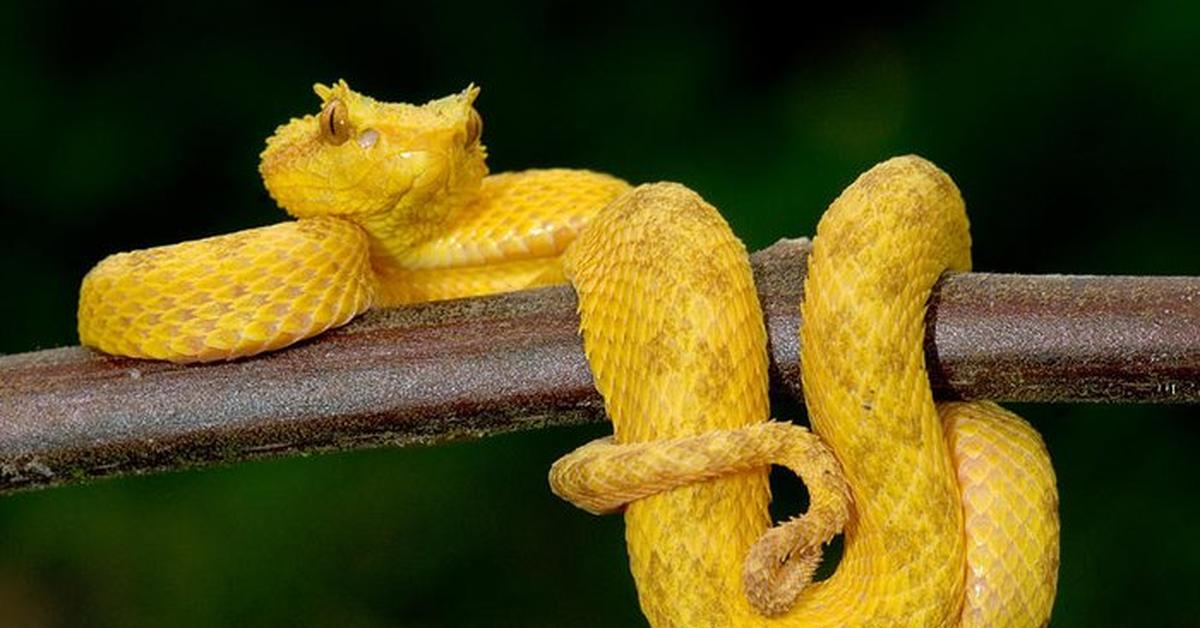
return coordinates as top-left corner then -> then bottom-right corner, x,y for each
77,83 -> 1059,626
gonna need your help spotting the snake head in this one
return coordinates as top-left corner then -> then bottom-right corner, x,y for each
259,80 -> 488,233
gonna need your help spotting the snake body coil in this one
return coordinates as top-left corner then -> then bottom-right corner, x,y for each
553,158 -> 1058,626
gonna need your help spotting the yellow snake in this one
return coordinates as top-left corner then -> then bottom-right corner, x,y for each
77,83 -> 1059,626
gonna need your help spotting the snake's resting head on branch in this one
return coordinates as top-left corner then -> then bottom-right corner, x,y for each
258,80 -> 488,248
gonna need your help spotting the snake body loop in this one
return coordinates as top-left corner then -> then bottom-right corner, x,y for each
553,158 -> 1058,626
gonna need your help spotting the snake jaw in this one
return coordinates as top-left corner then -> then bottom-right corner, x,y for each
258,81 -> 488,254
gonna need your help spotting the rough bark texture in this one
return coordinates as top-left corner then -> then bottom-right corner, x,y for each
2,239 -> 1197,494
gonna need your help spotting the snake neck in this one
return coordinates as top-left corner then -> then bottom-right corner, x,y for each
352,177 -> 486,278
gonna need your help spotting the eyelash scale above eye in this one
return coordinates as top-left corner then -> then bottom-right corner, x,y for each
465,109 -> 482,146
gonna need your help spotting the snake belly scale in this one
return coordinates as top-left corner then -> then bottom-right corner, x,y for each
77,83 -> 1059,626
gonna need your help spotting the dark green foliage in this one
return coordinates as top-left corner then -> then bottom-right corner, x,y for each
1,1 -> 1197,625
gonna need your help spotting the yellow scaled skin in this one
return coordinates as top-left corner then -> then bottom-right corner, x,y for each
552,158 -> 1058,626
78,83 -> 1058,627
79,82 -> 629,361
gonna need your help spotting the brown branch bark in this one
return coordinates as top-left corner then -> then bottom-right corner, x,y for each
2,239 -> 1198,494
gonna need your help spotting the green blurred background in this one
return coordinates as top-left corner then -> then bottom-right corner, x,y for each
2,1 -> 1198,626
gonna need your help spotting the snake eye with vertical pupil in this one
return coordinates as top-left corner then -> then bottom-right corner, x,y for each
318,99 -> 353,145
464,109 -> 482,146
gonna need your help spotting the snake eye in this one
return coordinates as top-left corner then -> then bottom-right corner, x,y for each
319,99 -> 353,145
464,109 -> 482,146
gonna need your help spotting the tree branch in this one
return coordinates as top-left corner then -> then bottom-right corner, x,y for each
2,239 -> 1198,494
